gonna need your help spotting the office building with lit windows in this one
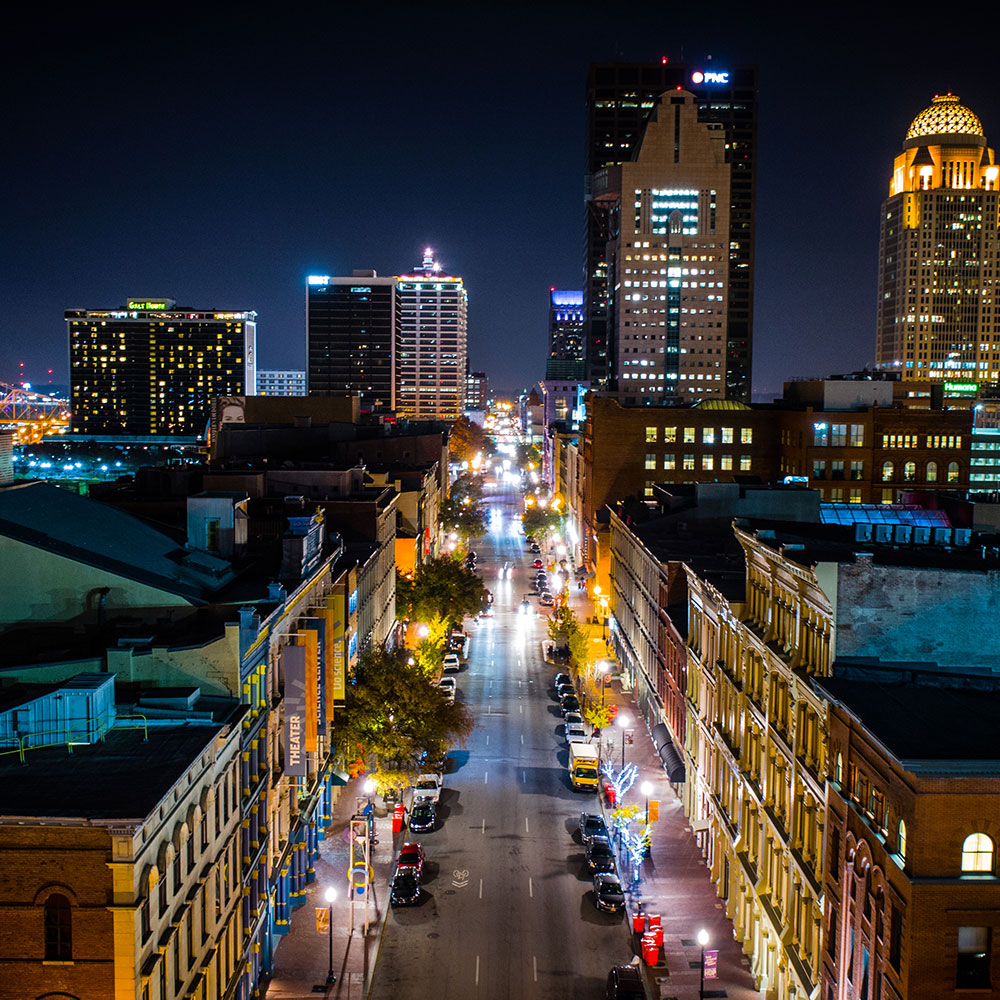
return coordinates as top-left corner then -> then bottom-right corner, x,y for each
585,61 -> 757,399
306,272 -> 398,410
67,298 -> 255,436
546,289 -> 585,379
602,88 -> 734,404
465,369 -> 488,411
396,249 -> 467,421
876,94 -> 1000,384
256,369 -> 306,396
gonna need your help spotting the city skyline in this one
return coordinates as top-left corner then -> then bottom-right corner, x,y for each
3,5 -> 998,398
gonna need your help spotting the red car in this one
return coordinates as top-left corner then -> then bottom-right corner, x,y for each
533,558 -> 543,568
396,842 -> 425,880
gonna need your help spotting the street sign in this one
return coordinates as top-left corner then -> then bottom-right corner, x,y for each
648,799 -> 659,821
625,729 -> 634,745
315,908 -> 329,933
704,949 -> 719,979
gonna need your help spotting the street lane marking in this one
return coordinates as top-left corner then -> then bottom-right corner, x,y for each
533,956 -> 538,982
520,734 -> 524,745
525,816 -> 529,833
519,704 -> 522,714
486,735 -> 489,746
522,770 -> 526,783
484,772 -> 488,784
476,955 -> 480,986
529,877 -> 533,897
480,878 -> 483,898
481,818 -> 485,835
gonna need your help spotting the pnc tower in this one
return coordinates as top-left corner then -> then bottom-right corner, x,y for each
876,94 -> 1000,384
585,60 -> 757,402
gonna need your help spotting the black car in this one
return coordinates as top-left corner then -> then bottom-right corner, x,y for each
410,800 -> 436,833
606,964 -> 644,999
390,871 -> 421,906
586,837 -> 616,873
557,683 -> 575,699
593,872 -> 626,912
554,672 -> 570,689
580,812 -> 609,844
560,694 -> 580,715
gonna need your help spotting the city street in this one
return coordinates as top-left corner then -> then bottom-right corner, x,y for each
368,487 -> 635,998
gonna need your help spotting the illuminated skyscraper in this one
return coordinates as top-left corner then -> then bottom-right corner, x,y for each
546,289 -> 585,379
465,369 -> 488,410
396,249 -> 468,421
306,271 -> 398,409
603,89 -> 733,403
585,60 -> 757,401
876,94 -> 1000,384
67,298 -> 255,436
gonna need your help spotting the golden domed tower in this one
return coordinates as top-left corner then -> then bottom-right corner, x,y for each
875,94 -> 999,382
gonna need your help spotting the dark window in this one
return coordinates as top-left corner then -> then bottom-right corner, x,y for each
957,927 -> 991,989
44,893 -> 72,960
889,904 -> 902,972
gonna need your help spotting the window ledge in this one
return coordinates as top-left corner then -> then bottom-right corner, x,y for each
42,960 -> 74,966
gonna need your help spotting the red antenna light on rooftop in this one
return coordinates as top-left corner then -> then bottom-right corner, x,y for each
661,56 -> 668,64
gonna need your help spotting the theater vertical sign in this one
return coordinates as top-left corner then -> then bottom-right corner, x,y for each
283,644 -> 307,777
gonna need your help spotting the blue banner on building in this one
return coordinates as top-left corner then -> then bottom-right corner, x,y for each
282,645 -> 307,776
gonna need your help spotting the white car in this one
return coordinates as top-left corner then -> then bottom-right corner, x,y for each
566,723 -> 588,744
413,773 -> 443,803
438,677 -> 456,703
442,652 -> 460,673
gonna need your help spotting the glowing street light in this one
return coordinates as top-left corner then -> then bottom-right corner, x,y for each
324,886 -> 338,983
697,928 -> 710,999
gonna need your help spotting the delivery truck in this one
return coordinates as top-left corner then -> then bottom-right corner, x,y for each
568,742 -> 600,791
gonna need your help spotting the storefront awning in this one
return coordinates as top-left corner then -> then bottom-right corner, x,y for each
658,740 -> 686,784
650,723 -> 670,752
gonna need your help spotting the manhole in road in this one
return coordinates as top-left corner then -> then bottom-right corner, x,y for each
427,932 -> 440,939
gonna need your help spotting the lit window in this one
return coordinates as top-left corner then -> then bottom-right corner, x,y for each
702,427 -> 715,445
664,427 -> 677,443
948,461 -> 960,483
927,461 -> 938,482
645,426 -> 657,443
663,455 -> 675,471
962,833 -> 995,873
721,426 -> 733,444
898,819 -> 907,862
645,453 -> 656,470
683,454 -> 695,471
740,455 -> 751,471
882,461 -> 894,482
721,455 -> 733,471
702,455 -> 714,470
683,427 -> 695,443
741,427 -> 753,444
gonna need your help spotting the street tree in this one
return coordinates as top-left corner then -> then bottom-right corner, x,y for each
521,504 -> 563,540
440,472 -> 487,541
336,646 -> 474,781
449,416 -> 487,465
397,558 -> 489,629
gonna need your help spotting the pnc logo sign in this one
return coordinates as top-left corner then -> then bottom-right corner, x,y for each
691,70 -> 729,85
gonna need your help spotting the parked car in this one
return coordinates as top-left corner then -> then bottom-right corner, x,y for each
563,709 -> 583,726
409,800 -> 436,833
580,812 -> 608,845
390,871 -> 421,906
566,722 -> 587,743
539,593 -> 554,607
557,683 -> 575,699
533,558 -> 543,568
554,672 -> 571,689
413,773 -> 443,803
560,694 -> 580,715
586,837 -> 617,873
438,677 -> 456,704
442,652 -> 460,673
605,964 -> 645,999
395,842 -> 425,879
593,872 -> 626,912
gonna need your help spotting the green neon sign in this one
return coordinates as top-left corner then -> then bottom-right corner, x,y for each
943,381 -> 979,394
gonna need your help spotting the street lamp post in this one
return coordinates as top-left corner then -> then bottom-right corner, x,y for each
600,596 -> 609,641
325,887 -> 338,984
617,714 -> 630,769
641,781 -> 653,824
697,928 -> 710,999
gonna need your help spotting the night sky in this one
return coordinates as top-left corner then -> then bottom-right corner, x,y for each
4,3 -> 996,399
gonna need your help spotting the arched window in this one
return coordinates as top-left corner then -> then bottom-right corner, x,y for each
904,461 -> 916,482
926,461 -> 938,483
44,893 -> 72,960
882,461 -> 894,482
948,461 -> 960,483
835,752 -> 843,786
961,833 -> 994,873
898,819 -> 907,862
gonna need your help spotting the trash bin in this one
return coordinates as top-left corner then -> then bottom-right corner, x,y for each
641,932 -> 660,966
647,912 -> 662,930
651,923 -> 663,948
392,804 -> 405,835
631,912 -> 646,934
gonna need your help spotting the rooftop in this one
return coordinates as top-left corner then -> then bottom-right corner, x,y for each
817,674 -> 1000,770
0,724 -> 229,821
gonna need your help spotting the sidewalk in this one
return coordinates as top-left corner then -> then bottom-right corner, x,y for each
264,780 -> 399,999
560,585 -> 761,1000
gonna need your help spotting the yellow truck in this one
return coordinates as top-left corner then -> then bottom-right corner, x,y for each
568,743 -> 600,791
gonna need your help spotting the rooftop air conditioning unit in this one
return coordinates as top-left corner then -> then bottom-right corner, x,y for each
912,526 -> 931,545
854,523 -> 873,542
953,528 -> 972,546
893,525 -> 912,544
933,527 -> 952,546
873,524 -> 893,544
